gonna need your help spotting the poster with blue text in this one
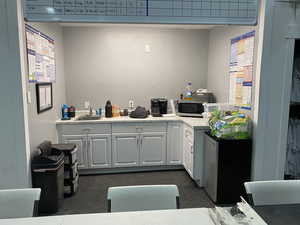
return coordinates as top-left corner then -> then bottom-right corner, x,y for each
229,30 -> 255,110
25,24 -> 56,83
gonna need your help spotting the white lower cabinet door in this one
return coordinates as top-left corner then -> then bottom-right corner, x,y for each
140,133 -> 167,166
182,125 -> 195,178
167,122 -> 182,165
62,135 -> 88,169
182,130 -> 189,171
187,140 -> 194,177
183,138 -> 194,177
183,139 -> 189,172
112,134 -> 139,167
88,134 -> 112,168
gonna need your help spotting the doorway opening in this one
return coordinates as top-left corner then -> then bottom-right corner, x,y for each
285,40 -> 300,180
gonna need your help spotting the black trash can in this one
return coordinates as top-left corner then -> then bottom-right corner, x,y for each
32,142 -> 64,215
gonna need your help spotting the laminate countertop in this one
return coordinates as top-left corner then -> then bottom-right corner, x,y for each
0,208 -> 214,225
56,115 -> 209,129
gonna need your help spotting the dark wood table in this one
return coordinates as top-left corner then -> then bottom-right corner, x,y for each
254,204 -> 300,225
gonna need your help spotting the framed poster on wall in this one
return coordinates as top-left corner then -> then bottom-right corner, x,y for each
36,83 -> 53,114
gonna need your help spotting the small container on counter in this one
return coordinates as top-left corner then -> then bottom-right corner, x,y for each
120,109 -> 129,116
68,105 -> 76,118
112,104 -> 120,117
61,104 -> 70,120
96,108 -> 102,117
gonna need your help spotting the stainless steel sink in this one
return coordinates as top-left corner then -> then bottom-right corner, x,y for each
76,115 -> 101,120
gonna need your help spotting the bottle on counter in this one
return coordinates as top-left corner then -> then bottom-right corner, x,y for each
105,100 -> 112,118
184,82 -> 193,100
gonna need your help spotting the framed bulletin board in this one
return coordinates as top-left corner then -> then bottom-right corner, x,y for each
24,0 -> 258,25
36,83 -> 53,114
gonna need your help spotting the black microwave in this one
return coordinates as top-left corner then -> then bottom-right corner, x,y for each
177,101 -> 204,117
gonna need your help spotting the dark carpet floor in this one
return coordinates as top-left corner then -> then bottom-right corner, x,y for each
57,170 -> 214,215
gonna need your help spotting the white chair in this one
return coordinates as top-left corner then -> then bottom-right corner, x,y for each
244,180 -> 300,206
107,185 -> 179,212
0,188 -> 41,219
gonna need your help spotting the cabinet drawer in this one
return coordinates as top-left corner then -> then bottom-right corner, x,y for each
112,122 -> 167,133
57,124 -> 111,135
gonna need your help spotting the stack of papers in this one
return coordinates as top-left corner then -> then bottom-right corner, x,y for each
208,197 -> 268,225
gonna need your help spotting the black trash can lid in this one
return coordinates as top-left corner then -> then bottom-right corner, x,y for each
52,143 -> 76,152
32,152 -> 64,170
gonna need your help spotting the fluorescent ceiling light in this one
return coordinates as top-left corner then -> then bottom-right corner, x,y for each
46,7 -> 55,14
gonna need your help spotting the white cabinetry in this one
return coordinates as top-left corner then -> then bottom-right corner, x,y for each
182,123 -> 208,186
58,124 -> 112,169
140,133 -> 166,166
183,124 -> 194,177
167,122 -> 182,165
112,123 -> 167,167
57,120 -> 207,184
89,134 -> 111,168
112,134 -> 139,167
62,134 -> 88,169
186,140 -> 194,176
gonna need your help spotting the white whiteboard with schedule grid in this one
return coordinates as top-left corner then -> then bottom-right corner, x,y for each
24,0 -> 258,25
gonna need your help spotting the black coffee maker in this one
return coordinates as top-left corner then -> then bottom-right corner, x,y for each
158,98 -> 168,114
151,98 -> 168,117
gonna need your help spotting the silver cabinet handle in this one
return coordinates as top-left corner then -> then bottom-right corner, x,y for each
140,138 -> 143,146
84,137 -> 90,168
186,129 -> 192,137
86,133 -> 89,148
82,128 -> 91,134
137,138 -> 139,146
87,137 -> 90,150
85,137 -> 88,150
185,129 -> 189,137
136,127 -> 143,133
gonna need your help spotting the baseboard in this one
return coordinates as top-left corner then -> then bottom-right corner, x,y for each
79,165 -> 184,175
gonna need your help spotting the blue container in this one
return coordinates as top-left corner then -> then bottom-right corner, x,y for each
96,108 -> 102,117
62,104 -> 69,120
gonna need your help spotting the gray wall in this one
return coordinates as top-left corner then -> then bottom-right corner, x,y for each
207,26 -> 257,103
0,0 -> 31,188
26,22 -> 66,156
63,27 -> 209,109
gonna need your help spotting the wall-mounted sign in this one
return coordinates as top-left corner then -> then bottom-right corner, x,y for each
24,0 -> 258,25
25,24 -> 56,83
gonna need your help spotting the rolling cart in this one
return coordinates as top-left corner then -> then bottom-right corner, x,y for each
52,143 -> 79,197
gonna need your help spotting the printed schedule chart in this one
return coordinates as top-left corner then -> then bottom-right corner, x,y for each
25,0 -> 258,24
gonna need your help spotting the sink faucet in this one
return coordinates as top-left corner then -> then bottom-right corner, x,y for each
89,106 -> 93,116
